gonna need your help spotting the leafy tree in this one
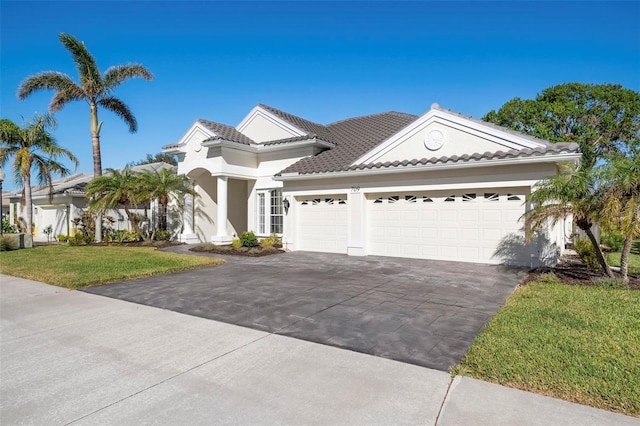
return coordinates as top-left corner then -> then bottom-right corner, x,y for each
484,83 -> 640,168
599,152 -> 640,283
525,164 -> 614,277
0,114 -> 78,234
137,167 -> 195,239
17,32 -> 153,241
85,167 -> 144,238
127,152 -> 177,167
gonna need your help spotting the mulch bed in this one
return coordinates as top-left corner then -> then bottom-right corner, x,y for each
190,245 -> 285,257
523,259 -> 640,290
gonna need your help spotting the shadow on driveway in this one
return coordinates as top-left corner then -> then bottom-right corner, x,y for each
83,249 -> 525,371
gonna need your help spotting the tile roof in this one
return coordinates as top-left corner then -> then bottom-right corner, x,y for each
278,111 -> 419,175
261,135 -> 335,146
198,119 -> 255,145
257,104 -> 336,143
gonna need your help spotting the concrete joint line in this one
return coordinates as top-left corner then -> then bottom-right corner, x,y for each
64,332 -> 275,425
434,375 -> 458,425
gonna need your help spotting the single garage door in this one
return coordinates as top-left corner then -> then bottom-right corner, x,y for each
297,196 -> 348,254
368,189 -> 527,264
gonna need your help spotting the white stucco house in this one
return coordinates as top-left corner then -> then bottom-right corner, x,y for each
164,103 -> 580,267
7,162 -> 174,241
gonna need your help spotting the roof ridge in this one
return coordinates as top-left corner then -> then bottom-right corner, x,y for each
327,110 -> 418,127
257,103 -> 327,128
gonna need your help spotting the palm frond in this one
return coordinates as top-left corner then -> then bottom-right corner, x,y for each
103,64 -> 153,90
59,33 -> 102,94
97,97 -> 137,132
17,72 -> 81,101
50,85 -> 87,112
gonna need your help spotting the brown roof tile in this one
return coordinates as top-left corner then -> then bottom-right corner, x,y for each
198,119 -> 255,145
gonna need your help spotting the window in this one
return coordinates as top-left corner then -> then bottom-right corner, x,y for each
405,195 -> 417,203
257,189 -> 283,235
444,195 -> 456,202
484,193 -> 499,202
462,193 -> 476,202
507,193 -> 522,201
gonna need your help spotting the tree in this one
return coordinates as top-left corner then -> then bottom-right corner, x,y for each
17,32 -> 153,241
137,167 -> 195,239
0,114 -> 78,234
599,152 -> 640,283
85,167 -> 144,237
525,163 -> 614,277
484,83 -> 640,169
126,152 -> 177,167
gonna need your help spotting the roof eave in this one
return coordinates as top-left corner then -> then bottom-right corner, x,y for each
275,152 -> 582,181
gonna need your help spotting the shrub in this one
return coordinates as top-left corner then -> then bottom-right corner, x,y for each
573,238 -> 600,271
601,231 -> 625,252
2,219 -> 17,234
0,236 -> 18,251
240,231 -> 258,247
232,238 -> 243,248
56,234 -> 68,243
154,230 -> 171,241
260,233 -> 282,248
593,277 -> 628,290
68,233 -> 88,246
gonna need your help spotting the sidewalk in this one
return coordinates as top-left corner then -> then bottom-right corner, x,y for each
1,275 -> 637,425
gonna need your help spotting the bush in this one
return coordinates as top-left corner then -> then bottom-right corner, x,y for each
601,231 -> 625,252
2,218 -> 17,234
56,234 -> 68,243
154,230 -> 171,241
68,232 -> 92,246
0,236 -> 18,251
593,277 -> 629,290
260,233 -> 282,248
239,231 -> 258,247
231,238 -> 243,248
573,238 -> 600,271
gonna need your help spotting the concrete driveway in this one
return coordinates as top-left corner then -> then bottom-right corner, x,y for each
84,249 -> 525,371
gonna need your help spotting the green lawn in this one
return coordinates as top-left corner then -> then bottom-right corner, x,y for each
453,277 -> 640,417
606,240 -> 640,275
0,245 -> 223,289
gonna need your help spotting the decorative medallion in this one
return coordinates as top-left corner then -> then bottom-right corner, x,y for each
424,130 -> 445,151
194,139 -> 202,152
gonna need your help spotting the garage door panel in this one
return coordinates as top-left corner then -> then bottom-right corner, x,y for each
367,189 -> 527,264
297,197 -> 348,254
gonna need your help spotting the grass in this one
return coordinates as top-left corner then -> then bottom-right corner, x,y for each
0,245 -> 223,289
452,276 -> 640,417
606,240 -> 640,275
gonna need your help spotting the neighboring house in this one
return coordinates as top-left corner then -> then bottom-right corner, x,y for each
7,162 -> 174,241
164,103 -> 580,267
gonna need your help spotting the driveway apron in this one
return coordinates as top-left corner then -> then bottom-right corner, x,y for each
83,249 -> 525,371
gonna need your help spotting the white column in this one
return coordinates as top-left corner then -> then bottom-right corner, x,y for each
212,176 -> 232,245
178,193 -> 199,243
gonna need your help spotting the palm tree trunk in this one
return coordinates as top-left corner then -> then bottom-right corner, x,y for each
123,205 -> 142,239
90,102 -> 103,242
24,173 -> 33,235
583,226 -> 614,278
620,236 -> 633,284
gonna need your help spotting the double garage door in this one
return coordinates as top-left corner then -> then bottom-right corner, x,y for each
296,189 -> 527,264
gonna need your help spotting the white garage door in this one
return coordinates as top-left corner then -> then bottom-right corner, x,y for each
368,189 -> 527,264
297,196 -> 348,254
37,206 -> 67,238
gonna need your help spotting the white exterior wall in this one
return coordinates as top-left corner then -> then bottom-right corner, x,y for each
238,114 -> 299,143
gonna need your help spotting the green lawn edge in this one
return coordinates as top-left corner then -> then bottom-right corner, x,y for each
0,245 -> 223,289
452,281 -> 640,417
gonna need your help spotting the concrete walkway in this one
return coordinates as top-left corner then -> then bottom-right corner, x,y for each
1,275 -> 637,425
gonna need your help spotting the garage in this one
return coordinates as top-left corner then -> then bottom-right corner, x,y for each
367,189 -> 528,264
296,196 -> 348,254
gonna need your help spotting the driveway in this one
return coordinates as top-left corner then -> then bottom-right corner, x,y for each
83,249 -> 525,371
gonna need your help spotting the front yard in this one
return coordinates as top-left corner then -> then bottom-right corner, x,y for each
606,240 -> 640,275
0,245 -> 222,289
453,274 -> 640,417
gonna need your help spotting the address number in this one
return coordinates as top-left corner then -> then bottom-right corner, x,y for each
351,186 -> 360,193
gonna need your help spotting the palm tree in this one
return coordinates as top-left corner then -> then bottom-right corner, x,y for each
17,32 -> 153,241
85,167 -> 144,238
137,167 -> 196,240
0,114 -> 78,234
524,163 -> 614,277
600,153 -> 640,283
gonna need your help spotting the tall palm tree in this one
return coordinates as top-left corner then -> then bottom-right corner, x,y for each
600,153 -> 640,283
85,167 -> 144,238
524,163 -> 614,277
137,167 -> 196,239
0,114 -> 78,234
17,32 -> 153,241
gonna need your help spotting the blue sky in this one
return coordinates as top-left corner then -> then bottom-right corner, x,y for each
1,1 -> 639,190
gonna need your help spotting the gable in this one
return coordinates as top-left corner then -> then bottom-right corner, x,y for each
236,106 -> 305,143
177,122 -> 215,163
354,106 -> 548,165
